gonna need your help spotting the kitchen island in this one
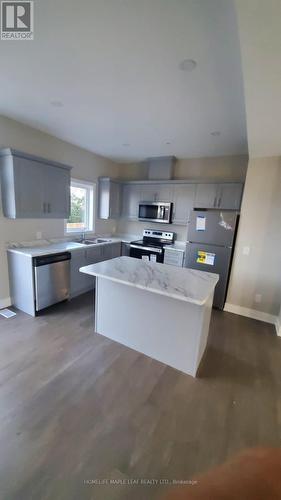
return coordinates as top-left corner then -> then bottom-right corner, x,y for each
80,257 -> 219,377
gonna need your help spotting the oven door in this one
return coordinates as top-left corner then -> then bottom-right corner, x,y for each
130,244 -> 164,263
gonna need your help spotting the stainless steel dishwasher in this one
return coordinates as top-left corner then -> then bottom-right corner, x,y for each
33,252 -> 71,312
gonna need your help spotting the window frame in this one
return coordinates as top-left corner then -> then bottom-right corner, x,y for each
65,178 -> 96,234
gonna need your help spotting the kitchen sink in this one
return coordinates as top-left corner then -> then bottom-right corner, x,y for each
73,238 -> 112,245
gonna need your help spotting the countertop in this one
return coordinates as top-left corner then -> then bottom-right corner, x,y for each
7,238 -> 123,257
80,256 -> 219,305
163,241 -> 186,252
6,234 -> 186,257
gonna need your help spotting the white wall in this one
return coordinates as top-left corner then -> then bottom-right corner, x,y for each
116,155 -> 248,240
235,0 -> 281,157
226,156 -> 281,319
119,155 -> 248,182
0,115 -> 120,306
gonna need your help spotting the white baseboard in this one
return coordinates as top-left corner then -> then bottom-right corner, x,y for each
275,317 -> 281,337
0,297 -> 12,309
224,303 -> 280,336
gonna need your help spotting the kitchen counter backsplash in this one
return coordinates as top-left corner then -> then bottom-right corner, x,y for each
6,233 -> 138,250
6,232 -> 185,250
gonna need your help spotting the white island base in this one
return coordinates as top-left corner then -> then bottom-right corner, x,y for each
80,257 -> 218,378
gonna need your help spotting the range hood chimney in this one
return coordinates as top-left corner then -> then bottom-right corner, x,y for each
147,156 -> 176,180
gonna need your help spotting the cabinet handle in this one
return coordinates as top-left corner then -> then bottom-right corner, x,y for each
214,196 -> 217,208
218,197 -> 222,207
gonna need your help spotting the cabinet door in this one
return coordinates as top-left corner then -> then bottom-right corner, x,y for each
194,184 -> 218,209
86,246 -> 103,264
155,184 -> 172,202
121,242 -> 130,256
101,242 -> 121,261
70,250 -> 92,297
98,179 -> 121,219
172,185 -> 196,225
109,242 -> 121,259
140,184 -> 158,202
122,184 -> 141,219
14,157 -> 45,217
44,166 -> 70,218
217,183 -> 243,210
98,178 -> 110,219
110,182 -> 121,219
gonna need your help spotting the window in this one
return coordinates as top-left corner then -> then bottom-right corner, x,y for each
66,179 -> 95,233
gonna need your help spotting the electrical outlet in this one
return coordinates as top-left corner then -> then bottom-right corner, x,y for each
255,294 -> 262,304
242,246 -> 250,256
36,231 -> 42,239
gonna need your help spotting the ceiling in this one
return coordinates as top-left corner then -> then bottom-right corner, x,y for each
0,0 -> 248,162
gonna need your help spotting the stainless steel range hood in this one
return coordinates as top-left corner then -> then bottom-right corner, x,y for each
147,156 -> 176,180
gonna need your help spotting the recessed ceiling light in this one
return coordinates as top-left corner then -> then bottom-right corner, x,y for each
210,131 -> 221,136
179,59 -> 197,72
122,143 -> 130,147
50,100 -> 64,108
165,141 -> 171,145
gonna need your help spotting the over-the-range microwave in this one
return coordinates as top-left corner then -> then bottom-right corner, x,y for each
138,201 -> 173,224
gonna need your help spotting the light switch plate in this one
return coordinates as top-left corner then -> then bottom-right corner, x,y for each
36,231 -> 42,239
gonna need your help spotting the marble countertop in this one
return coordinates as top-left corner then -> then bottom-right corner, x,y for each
163,241 -> 186,252
6,233 -> 185,257
80,256 -> 219,305
7,238 -> 123,257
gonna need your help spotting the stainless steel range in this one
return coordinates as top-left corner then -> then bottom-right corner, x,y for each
130,229 -> 175,263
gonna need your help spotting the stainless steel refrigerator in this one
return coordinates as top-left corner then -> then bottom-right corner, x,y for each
185,210 -> 239,310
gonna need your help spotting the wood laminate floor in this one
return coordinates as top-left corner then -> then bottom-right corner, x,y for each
0,292 -> 280,500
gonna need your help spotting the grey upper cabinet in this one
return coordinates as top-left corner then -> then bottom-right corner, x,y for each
171,184 -> 196,225
98,177 -> 121,219
45,164 -> 71,217
121,183 -> 141,219
0,148 -> 71,219
194,184 -> 218,209
194,183 -> 243,210
216,183 -> 244,210
140,183 -> 172,202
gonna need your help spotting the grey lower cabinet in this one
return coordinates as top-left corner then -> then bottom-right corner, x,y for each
70,242 -> 121,298
194,183 -> 243,210
70,249 -> 92,298
98,177 -> 121,219
0,148 -> 71,219
121,242 -> 131,256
